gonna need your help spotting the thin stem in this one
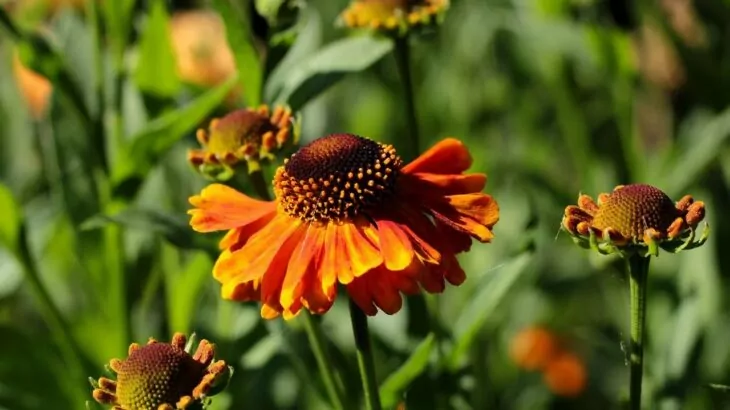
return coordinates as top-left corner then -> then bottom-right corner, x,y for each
16,230 -> 86,385
349,299 -> 382,410
248,169 -> 272,201
394,36 -> 419,162
627,254 -> 650,410
302,313 -> 346,410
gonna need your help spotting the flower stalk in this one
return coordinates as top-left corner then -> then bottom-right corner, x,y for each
349,299 -> 382,410
627,254 -> 650,410
302,313 -> 347,410
394,36 -> 419,161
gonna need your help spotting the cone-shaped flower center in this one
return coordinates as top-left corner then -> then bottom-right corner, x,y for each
115,343 -> 205,409
275,133 -> 402,223
592,184 -> 679,239
205,110 -> 275,154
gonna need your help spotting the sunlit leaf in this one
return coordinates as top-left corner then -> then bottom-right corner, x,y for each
212,0 -> 262,106
0,184 -> 21,252
271,36 -> 393,110
446,252 -> 532,370
264,6 -> 322,102
379,334 -> 436,409
80,208 -> 216,253
113,75 -> 238,186
134,0 -> 180,97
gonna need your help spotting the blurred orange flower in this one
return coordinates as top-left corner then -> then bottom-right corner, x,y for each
189,134 -> 499,319
509,326 -> 559,371
340,0 -> 448,34
12,51 -> 52,119
542,353 -> 587,397
170,10 -> 237,88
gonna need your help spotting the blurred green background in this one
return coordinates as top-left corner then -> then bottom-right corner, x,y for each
1,0 -> 730,409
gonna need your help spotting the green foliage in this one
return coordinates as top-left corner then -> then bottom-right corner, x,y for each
2,0 -> 730,409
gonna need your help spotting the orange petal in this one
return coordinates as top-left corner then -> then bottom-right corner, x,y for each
402,138 -> 473,175
347,280 -> 378,316
261,304 -> 281,319
388,206 -> 441,264
342,219 -> 383,278
376,220 -> 414,271
442,253 -> 466,286
223,280 -> 260,301
189,184 -> 276,232
430,194 -> 499,243
335,225 -> 355,284
218,209 -> 276,251
260,226 -> 306,307
419,262 -> 446,293
302,268 -> 337,315
406,173 -> 487,195
280,225 -> 324,309
448,194 -> 500,227
320,223 -> 340,292
371,272 -> 403,315
214,215 -> 301,285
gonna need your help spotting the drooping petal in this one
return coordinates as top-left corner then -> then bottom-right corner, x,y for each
429,194 -> 499,243
346,279 -> 378,316
259,227 -> 306,308
402,138 -> 473,175
376,219 -> 415,271
335,225 -> 356,284
218,210 -> 277,251
370,271 -> 403,315
406,172 -> 487,195
320,223 -> 340,292
280,225 -> 325,309
342,219 -> 383,278
214,215 -> 302,285
189,184 -> 276,232
225,280 -> 260,302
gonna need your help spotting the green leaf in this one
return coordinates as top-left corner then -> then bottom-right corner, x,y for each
212,0 -> 262,106
445,253 -> 532,370
662,107 -> 730,197
255,0 -> 287,24
0,183 -> 22,252
379,334 -> 436,409
271,35 -> 393,110
264,5 -> 322,103
101,0 -> 136,64
80,208 -> 216,253
113,74 -> 238,185
134,0 -> 180,97
164,250 -> 214,334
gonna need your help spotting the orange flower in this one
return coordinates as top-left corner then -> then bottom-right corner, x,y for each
340,0 -> 448,34
12,51 -> 52,119
542,353 -> 587,397
188,105 -> 298,180
170,10 -> 236,88
91,333 -> 231,409
562,184 -> 707,256
189,134 -> 499,319
509,326 -> 560,371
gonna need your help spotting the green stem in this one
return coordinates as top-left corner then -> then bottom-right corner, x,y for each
302,313 -> 346,410
627,254 -> 650,410
16,230 -> 86,385
248,169 -> 272,201
349,299 -> 382,410
394,36 -> 419,161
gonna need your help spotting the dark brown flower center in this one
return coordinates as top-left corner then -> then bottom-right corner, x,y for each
275,133 -> 402,223
593,184 -> 678,239
116,343 -> 205,409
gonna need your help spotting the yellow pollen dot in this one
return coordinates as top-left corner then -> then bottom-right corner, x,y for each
274,133 -> 402,223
